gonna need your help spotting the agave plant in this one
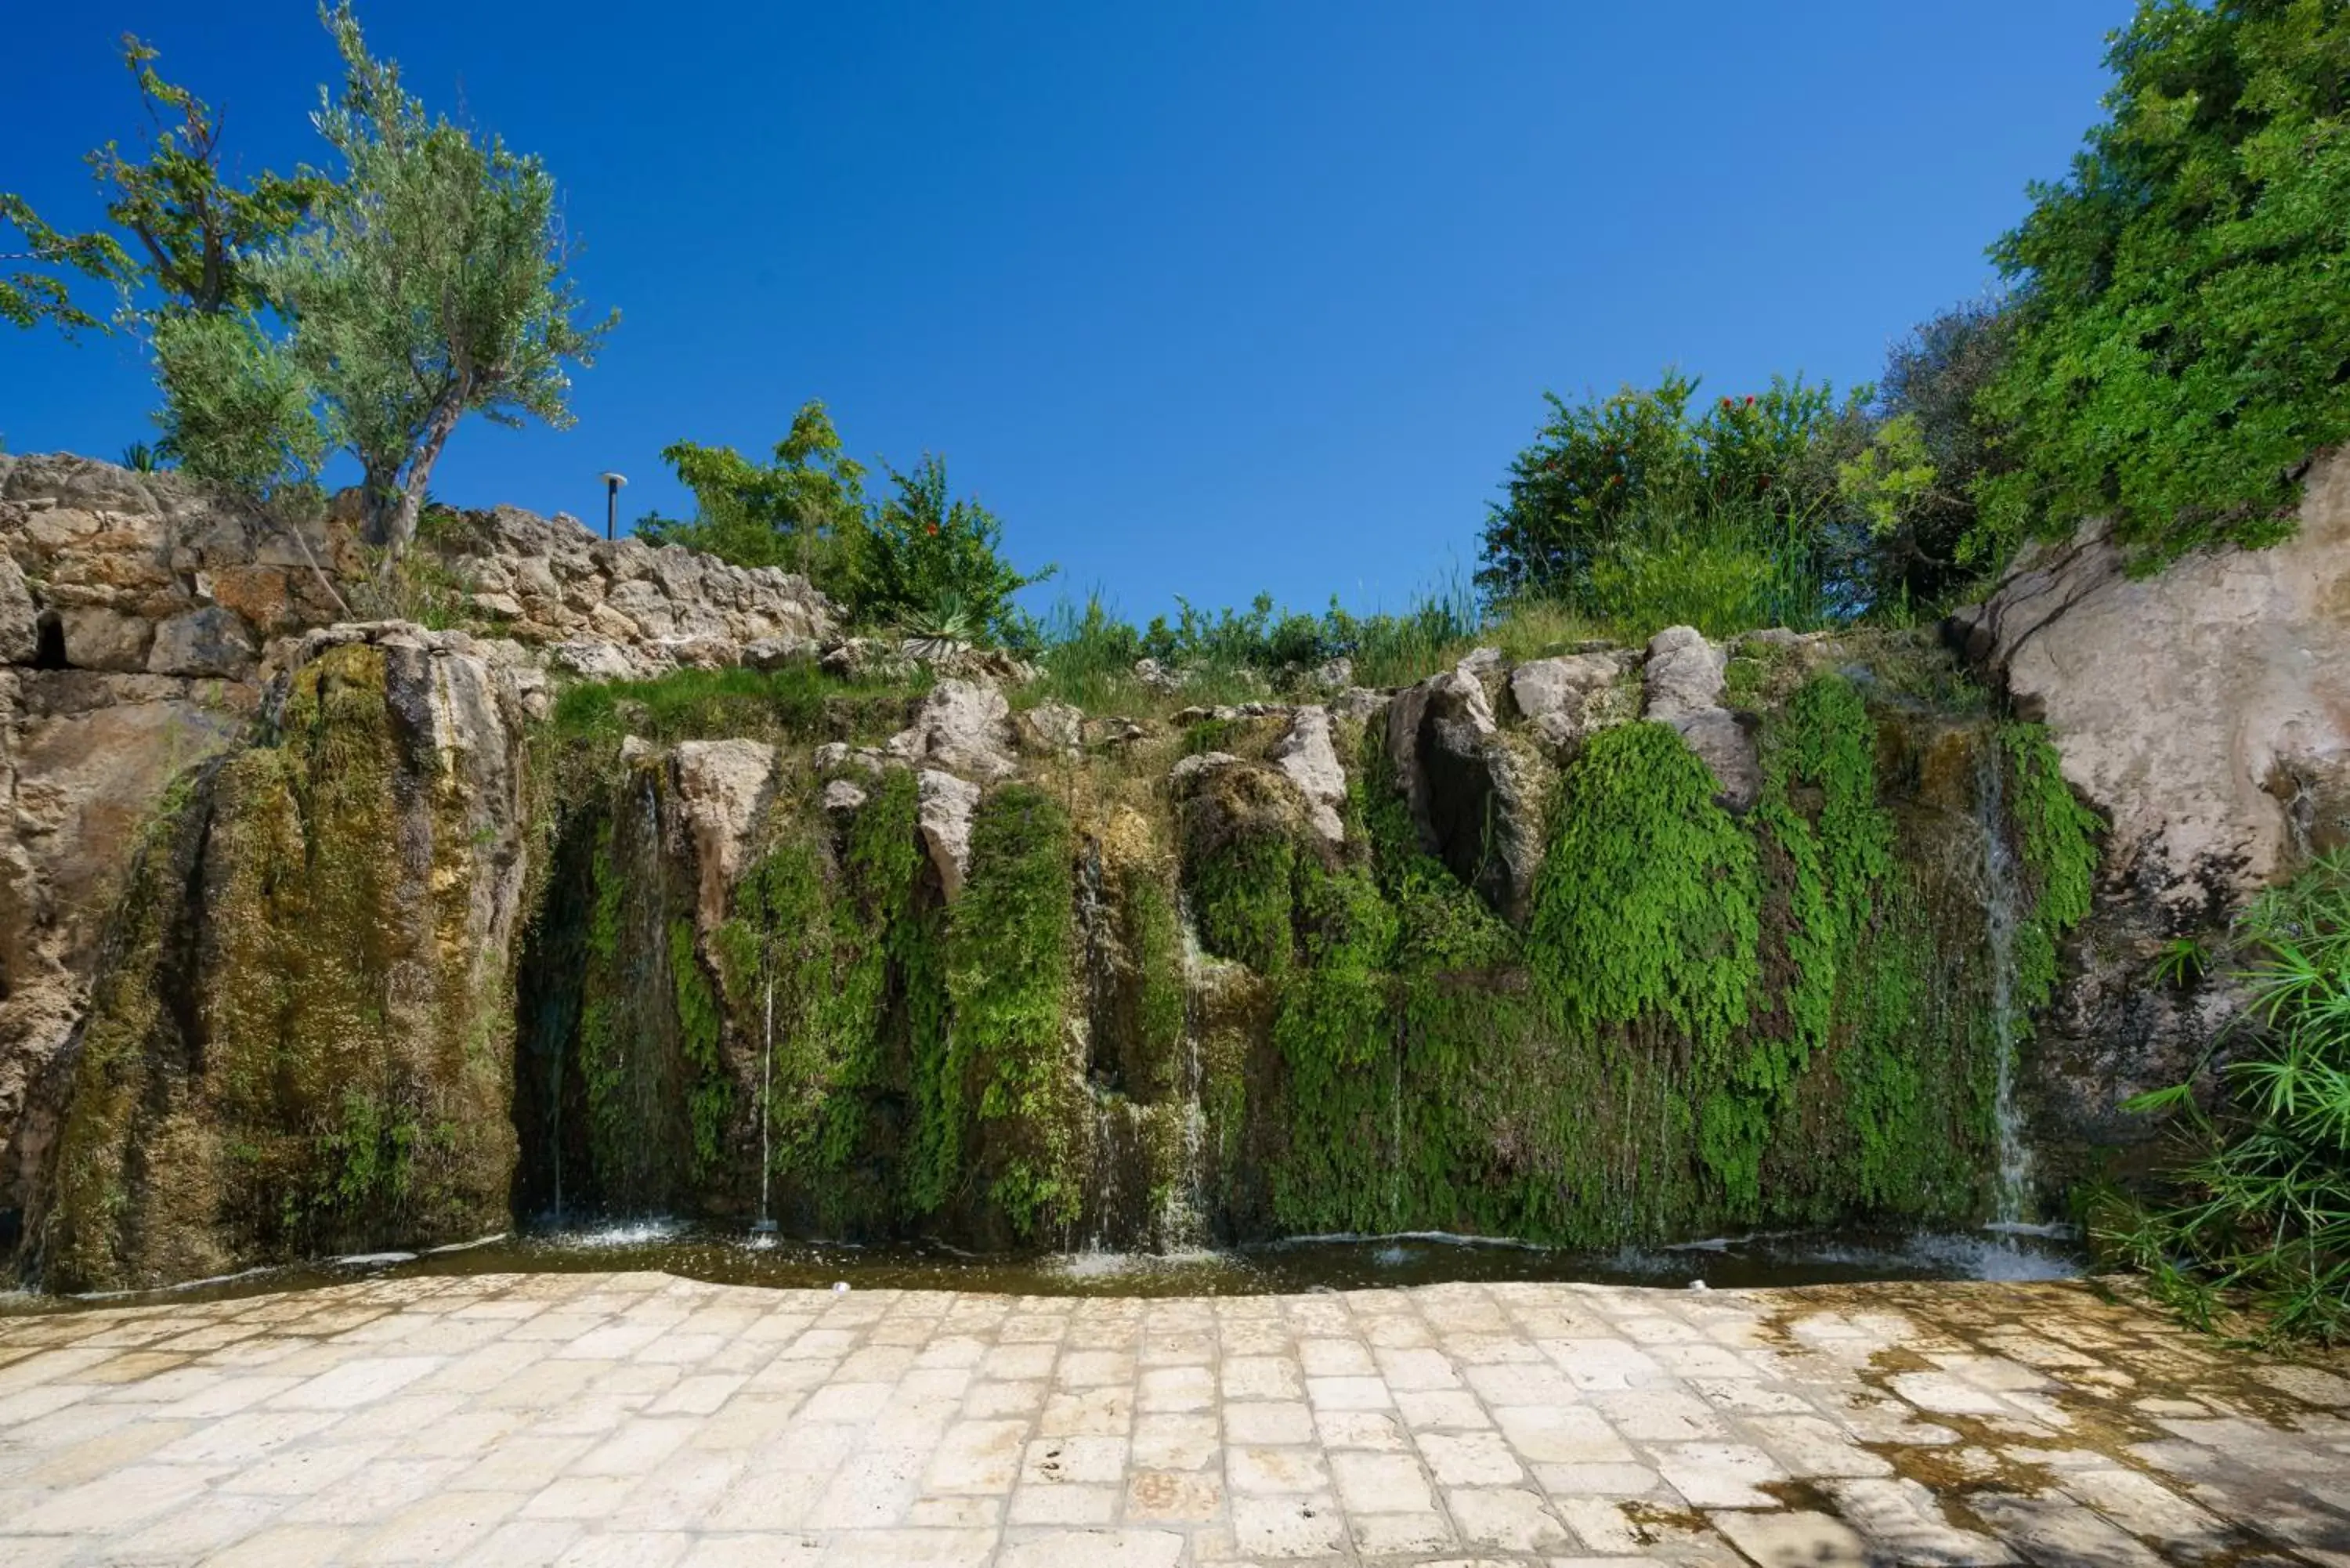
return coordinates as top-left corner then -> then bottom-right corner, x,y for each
2095,848 -> 2350,1343
897,591 -> 978,663
120,440 -> 164,472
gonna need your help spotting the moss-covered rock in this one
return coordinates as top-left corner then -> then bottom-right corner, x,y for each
29,627 -> 533,1292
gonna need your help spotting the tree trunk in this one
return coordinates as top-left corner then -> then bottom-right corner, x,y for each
381,395 -> 466,558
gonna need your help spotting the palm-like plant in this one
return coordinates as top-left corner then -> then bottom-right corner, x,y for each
2097,849 -> 2350,1343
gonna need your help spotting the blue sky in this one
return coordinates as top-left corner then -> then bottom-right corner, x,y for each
3,2 -> 2127,623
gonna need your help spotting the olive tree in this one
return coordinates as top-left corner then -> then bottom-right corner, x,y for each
160,5 -> 613,556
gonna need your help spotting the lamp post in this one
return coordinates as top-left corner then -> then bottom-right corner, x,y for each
600,472 -> 627,540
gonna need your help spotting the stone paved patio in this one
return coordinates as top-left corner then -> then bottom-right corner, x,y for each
2,1273 -> 2348,1566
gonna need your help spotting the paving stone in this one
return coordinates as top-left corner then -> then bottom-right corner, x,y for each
1,1274 -> 2345,1567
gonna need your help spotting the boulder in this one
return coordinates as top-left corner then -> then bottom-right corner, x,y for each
1014,699 -> 1086,757
917,769 -> 982,901
25,623 -> 533,1291
1954,456 -> 2350,909
888,678 -> 1018,781
671,739 -> 780,934
56,606 -> 152,673
1641,626 -> 1761,811
1952,447 -> 2350,1163
1271,704 -> 1347,846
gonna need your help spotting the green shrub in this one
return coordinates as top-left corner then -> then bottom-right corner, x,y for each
845,455 -> 1054,649
635,401 -> 867,586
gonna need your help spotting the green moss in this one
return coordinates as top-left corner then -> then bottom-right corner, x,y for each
1527,721 -> 1761,1053
946,785 -> 1081,1238
669,918 -> 732,1180
2001,721 -> 2102,1006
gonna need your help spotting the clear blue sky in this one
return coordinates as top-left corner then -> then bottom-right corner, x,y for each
4,2 -> 2126,623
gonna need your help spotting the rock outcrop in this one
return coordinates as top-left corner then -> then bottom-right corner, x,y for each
24,625 -> 535,1291
1641,626 -> 1762,812
1386,667 -> 1552,921
672,740 -> 782,934
1948,450 -> 2350,1161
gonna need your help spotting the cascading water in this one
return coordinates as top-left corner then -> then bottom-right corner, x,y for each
1974,741 -> 2037,1229
754,969 -> 776,1236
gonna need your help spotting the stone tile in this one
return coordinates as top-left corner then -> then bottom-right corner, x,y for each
1446,1484 -> 1575,1552
1229,1490 -> 1346,1558
1712,1507 -> 1874,1566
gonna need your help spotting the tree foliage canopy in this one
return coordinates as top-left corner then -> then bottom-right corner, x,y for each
2,38 -> 320,333
1981,0 -> 2350,565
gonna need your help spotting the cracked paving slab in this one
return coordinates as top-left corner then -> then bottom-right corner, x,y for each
0,1274 -> 2345,1566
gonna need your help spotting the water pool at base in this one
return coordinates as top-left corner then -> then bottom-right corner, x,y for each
4,1222 -> 2084,1315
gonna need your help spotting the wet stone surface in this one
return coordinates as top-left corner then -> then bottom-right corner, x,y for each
0,1274 -> 2345,1566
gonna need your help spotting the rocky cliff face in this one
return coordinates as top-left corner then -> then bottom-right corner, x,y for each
1949,448 -> 2350,1168
27,626 -> 535,1292
0,456 -> 838,1233
12,443 -> 2345,1289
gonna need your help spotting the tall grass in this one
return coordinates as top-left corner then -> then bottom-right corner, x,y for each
2093,849 -> 2350,1344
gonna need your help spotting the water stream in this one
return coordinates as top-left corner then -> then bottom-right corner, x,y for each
2,1221 -> 2083,1317
1975,741 -> 2039,1230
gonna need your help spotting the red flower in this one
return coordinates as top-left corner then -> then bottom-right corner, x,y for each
1721,397 -> 1734,409
1744,395 -> 1755,406
924,522 -> 940,537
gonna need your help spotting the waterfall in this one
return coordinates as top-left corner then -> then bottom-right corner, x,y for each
754,969 -> 776,1234
1974,741 -> 2037,1228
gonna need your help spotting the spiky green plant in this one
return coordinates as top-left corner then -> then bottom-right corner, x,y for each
2095,849 -> 2350,1344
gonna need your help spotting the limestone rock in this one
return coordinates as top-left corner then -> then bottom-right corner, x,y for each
743,635 -> 819,671
1308,656 -> 1354,692
147,605 -> 258,678
1330,686 -> 1389,724
917,768 -> 982,901
1509,652 -> 1617,719
24,623 -> 533,1290
888,678 -> 1017,781
1455,646 -> 1505,678
1642,625 -> 1726,721
1386,670 -> 1549,920
0,556 -> 35,664
1168,750 -> 1243,793
1014,699 -> 1086,757
1954,456 -> 2350,908
1641,626 -> 1760,811
1271,704 -> 1347,846
56,607 -> 153,673
671,739 -> 780,934
1133,657 -> 1183,693
1951,446 -> 2350,1161
822,778 -> 870,816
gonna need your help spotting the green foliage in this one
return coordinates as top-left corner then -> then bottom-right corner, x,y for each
165,5 -> 613,556
844,455 -> 1054,649
946,786 -> 1080,1237
1527,722 -> 1762,1055
1477,373 -> 1871,631
2096,850 -> 2350,1344
151,309 -> 330,504
547,661 -> 927,748
669,918 -> 732,1179
1981,0 -> 2350,566
1708,675 -> 1900,1209
1851,298 -> 2016,608
2,37 -> 318,334
2001,722 -> 2103,1005
637,401 -> 868,584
